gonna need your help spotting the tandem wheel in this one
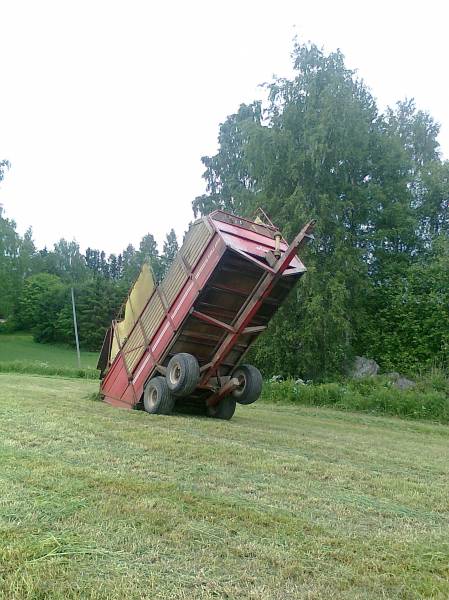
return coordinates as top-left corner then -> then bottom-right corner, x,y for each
143,376 -> 175,415
166,353 -> 200,397
231,364 -> 263,405
207,397 -> 236,420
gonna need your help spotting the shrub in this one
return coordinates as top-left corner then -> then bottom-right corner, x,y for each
261,375 -> 449,424
0,360 -> 99,379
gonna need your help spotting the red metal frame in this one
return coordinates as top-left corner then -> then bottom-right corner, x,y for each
199,219 -> 315,385
101,232 -> 227,406
100,210 -> 315,409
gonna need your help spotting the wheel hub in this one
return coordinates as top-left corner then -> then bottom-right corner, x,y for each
149,387 -> 158,407
170,363 -> 181,385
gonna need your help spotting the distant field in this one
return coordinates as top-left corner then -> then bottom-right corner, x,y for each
1,373 -> 448,599
0,333 -> 98,369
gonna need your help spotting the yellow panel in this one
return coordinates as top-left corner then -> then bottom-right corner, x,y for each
125,324 -> 145,353
110,263 -> 155,363
122,263 -> 154,338
109,219 -> 212,370
110,330 -> 119,364
128,263 -> 155,324
123,324 -> 146,373
125,347 -> 144,373
161,256 -> 188,305
141,294 -> 165,340
182,220 -> 212,267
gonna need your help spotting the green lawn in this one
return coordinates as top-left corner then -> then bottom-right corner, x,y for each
0,333 -> 98,369
1,374 -> 448,599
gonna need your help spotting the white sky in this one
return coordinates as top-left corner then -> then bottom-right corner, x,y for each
0,0 -> 448,255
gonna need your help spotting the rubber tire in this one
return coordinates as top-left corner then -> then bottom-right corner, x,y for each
143,376 -> 175,415
166,353 -> 200,397
207,397 -> 236,420
231,364 -> 263,405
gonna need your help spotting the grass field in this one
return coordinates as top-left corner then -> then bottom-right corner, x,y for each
0,333 -> 99,378
0,333 -> 98,369
1,373 -> 448,599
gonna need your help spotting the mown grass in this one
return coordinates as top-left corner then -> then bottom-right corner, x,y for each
1,373 -> 448,599
0,333 -> 99,378
0,360 -> 99,379
262,373 -> 449,424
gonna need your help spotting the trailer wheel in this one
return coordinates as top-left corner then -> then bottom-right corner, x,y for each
207,397 -> 236,420
231,364 -> 263,405
143,376 -> 175,415
166,353 -> 200,397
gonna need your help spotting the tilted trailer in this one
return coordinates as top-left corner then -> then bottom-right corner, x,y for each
97,210 -> 315,420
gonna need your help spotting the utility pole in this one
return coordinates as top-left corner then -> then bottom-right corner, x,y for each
69,252 -> 81,369
71,286 -> 81,368
69,247 -> 81,369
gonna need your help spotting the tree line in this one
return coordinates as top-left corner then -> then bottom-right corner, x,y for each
1,41 -> 448,378
193,42 -> 448,378
0,182 -> 179,351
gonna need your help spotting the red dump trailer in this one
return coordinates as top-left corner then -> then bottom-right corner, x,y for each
98,210 -> 315,420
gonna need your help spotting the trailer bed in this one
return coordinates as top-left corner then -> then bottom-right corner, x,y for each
99,210 -> 314,414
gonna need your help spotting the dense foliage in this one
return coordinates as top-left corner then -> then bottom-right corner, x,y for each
193,42 -> 448,378
1,43 -> 448,374
261,371 -> 449,424
0,204 -> 179,351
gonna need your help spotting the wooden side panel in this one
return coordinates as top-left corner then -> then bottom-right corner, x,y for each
141,294 -> 165,340
100,226 -> 224,406
181,219 -> 212,267
113,219 -> 214,379
129,235 -> 226,403
161,256 -> 188,305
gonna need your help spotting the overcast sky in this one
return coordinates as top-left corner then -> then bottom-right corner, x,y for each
0,0 -> 448,255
